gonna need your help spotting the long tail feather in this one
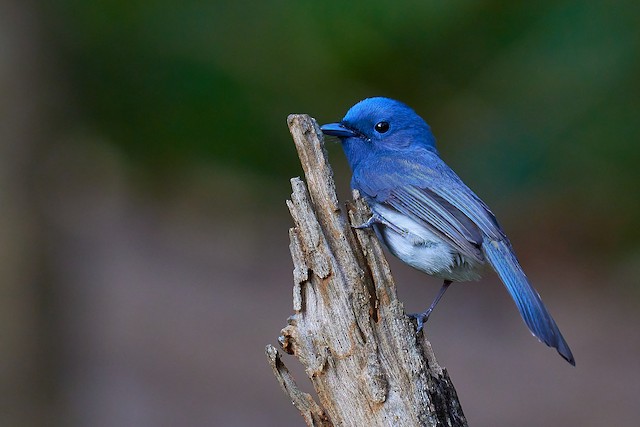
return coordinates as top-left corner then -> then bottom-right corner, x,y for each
482,239 -> 575,365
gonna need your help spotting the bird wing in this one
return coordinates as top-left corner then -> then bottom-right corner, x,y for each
353,151 -> 575,364
353,152 -> 501,263
385,186 -> 485,262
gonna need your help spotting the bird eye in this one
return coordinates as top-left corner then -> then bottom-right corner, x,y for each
374,121 -> 390,133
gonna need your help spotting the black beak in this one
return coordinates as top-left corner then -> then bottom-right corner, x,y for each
320,122 -> 357,138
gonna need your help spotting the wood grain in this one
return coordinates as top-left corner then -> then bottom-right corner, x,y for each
267,114 -> 467,427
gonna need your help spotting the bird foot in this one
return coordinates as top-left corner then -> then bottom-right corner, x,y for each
408,311 -> 431,333
354,214 -> 381,229
354,213 -> 406,235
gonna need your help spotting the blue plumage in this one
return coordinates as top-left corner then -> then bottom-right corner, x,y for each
321,97 -> 575,365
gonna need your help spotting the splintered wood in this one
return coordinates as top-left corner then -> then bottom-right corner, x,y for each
266,114 -> 467,427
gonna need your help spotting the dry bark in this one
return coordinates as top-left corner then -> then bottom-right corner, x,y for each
266,114 -> 467,427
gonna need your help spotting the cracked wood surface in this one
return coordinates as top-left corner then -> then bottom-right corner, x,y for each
266,114 -> 467,427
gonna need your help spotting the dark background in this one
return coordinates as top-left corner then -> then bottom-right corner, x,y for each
2,1 -> 639,426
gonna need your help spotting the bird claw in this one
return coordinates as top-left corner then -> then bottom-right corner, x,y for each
354,213 -> 407,236
408,311 -> 431,334
354,214 -> 379,229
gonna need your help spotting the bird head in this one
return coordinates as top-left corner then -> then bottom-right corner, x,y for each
321,97 -> 438,169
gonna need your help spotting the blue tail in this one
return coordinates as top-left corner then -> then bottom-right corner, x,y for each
482,239 -> 575,365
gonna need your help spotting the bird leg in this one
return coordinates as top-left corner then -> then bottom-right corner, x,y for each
354,213 -> 406,235
411,280 -> 452,332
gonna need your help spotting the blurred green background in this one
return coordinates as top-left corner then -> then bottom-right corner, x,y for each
2,1 -> 639,426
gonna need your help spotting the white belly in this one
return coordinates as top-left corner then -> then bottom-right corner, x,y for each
372,205 -> 484,282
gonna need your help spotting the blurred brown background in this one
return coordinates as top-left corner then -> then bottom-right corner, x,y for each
1,1 -> 639,426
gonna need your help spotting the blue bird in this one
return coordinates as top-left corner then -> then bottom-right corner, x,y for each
321,97 -> 575,365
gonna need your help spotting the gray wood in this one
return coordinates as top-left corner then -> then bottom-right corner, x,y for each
266,114 -> 467,427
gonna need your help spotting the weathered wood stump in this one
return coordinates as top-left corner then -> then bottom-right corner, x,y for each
266,114 -> 467,427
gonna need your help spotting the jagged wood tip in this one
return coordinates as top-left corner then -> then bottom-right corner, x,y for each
266,113 -> 467,427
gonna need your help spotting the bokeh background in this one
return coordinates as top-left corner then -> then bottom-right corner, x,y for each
2,1 -> 639,426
